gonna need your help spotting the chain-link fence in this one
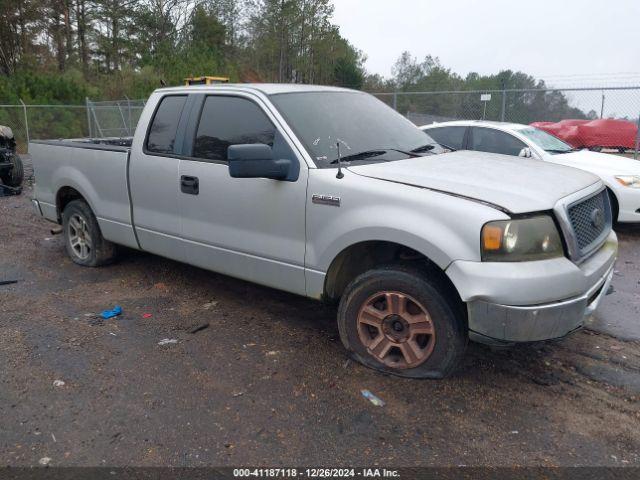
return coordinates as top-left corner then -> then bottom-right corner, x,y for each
0,98 -> 146,153
374,86 -> 640,156
0,104 -> 88,153
86,98 -> 146,139
2,87 -> 640,156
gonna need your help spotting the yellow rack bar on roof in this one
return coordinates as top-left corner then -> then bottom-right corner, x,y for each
184,76 -> 230,86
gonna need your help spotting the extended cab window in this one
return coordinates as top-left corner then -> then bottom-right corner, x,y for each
470,127 -> 526,156
426,126 -> 466,150
193,96 -> 276,161
146,95 -> 187,154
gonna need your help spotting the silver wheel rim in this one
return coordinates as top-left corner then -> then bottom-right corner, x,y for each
68,213 -> 92,260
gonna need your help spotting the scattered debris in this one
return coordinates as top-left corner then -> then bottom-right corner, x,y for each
50,226 -> 63,235
53,380 -> 65,387
343,359 -> 351,369
188,322 -> 210,334
510,430 -> 519,434
202,301 -> 218,309
361,389 -> 385,407
38,457 -> 51,466
0,279 -> 18,286
51,433 -> 57,443
101,305 -> 122,320
109,332 -> 117,336
142,313 -> 153,319
158,338 -> 178,346
266,351 -> 279,356
610,345 -> 624,351
232,391 -> 245,397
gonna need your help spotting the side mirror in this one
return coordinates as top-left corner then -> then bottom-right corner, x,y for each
228,144 -> 292,181
518,147 -> 532,158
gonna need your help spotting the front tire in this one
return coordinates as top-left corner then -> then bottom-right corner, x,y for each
337,265 -> 467,378
62,200 -> 117,267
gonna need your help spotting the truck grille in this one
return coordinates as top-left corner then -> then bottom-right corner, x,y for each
567,189 -> 610,254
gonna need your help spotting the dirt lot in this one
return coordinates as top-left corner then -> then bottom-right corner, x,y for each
1,181 -> 640,467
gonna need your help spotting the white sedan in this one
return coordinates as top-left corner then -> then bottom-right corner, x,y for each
421,120 -> 640,223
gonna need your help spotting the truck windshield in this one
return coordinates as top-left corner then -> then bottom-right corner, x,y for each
270,91 -> 443,167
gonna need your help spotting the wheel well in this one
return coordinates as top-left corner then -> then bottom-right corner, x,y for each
606,188 -> 619,223
56,187 -> 85,222
323,241 -> 462,308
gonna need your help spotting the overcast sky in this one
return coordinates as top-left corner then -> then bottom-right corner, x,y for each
332,0 -> 640,86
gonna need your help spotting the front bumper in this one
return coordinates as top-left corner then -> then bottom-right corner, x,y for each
446,231 -> 617,344
467,263 -> 614,344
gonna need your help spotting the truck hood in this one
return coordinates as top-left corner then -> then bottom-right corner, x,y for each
347,150 -> 600,214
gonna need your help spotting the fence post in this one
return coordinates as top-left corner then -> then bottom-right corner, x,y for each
500,89 -> 506,122
392,92 -> 398,111
634,113 -> 640,161
86,97 -> 93,138
125,95 -> 132,136
19,99 -> 30,145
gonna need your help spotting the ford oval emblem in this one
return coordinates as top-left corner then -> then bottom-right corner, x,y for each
591,208 -> 604,229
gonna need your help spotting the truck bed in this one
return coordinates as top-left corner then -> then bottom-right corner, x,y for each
29,137 -> 139,250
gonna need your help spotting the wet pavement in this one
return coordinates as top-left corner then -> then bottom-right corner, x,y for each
1,182 -> 639,467
590,224 -> 640,341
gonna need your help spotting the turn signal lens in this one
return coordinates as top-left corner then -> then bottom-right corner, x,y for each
482,225 -> 503,251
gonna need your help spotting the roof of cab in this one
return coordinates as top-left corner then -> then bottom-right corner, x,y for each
154,83 -> 357,96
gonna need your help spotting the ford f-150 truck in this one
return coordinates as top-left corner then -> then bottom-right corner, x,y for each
30,84 -> 618,378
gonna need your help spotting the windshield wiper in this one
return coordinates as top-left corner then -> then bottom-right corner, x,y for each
411,142 -> 457,153
328,148 -> 418,164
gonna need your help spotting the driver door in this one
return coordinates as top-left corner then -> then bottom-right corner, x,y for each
178,94 -> 308,295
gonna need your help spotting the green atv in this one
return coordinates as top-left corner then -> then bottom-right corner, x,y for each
0,125 -> 24,190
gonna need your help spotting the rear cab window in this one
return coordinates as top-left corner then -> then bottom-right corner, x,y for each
426,126 -> 467,150
145,95 -> 187,154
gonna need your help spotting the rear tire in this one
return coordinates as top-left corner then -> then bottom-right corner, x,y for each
337,265 -> 467,378
62,200 -> 117,267
1,154 -> 23,187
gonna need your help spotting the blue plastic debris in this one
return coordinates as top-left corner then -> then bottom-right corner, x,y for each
101,305 -> 122,320
361,389 -> 385,407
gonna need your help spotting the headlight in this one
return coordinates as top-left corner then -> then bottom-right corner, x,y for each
615,175 -> 640,188
481,216 -> 563,262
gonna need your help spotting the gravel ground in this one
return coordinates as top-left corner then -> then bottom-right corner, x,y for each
1,182 -> 639,468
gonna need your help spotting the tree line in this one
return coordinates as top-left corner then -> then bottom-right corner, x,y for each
0,0 -> 366,103
365,52 -> 592,123
0,0 -> 590,126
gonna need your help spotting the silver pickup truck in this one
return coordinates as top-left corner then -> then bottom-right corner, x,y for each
31,84 -> 617,378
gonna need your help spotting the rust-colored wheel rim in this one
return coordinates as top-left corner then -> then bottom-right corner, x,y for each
357,291 -> 435,369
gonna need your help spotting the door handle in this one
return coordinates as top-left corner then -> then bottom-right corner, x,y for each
180,175 -> 199,195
